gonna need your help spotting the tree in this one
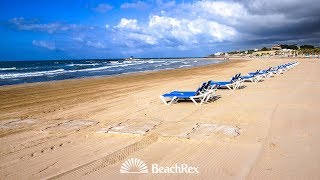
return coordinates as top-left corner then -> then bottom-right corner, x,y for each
280,44 -> 289,49
261,47 -> 269,51
247,49 -> 255,54
280,44 -> 298,50
300,45 -> 314,49
288,44 -> 299,50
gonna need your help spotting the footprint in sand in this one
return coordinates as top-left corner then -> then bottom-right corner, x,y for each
269,142 -> 279,150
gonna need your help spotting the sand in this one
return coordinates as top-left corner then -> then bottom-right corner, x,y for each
0,58 -> 319,179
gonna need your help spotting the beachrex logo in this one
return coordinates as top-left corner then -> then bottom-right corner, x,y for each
120,158 -> 199,174
152,164 -> 199,174
120,158 -> 148,173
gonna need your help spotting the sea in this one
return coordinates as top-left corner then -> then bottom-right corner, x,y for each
0,58 -> 224,86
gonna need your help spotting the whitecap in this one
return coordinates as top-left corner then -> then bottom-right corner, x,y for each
66,63 -> 99,67
0,67 -> 17,70
0,69 -> 65,79
179,65 -> 191,68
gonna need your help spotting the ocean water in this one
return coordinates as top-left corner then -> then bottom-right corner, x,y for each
0,58 -> 224,86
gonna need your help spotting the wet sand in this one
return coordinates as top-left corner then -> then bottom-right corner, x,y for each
0,58 -> 319,179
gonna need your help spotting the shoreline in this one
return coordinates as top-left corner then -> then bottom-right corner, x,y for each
0,57 -> 225,88
0,58 -> 231,89
1,57 -> 319,179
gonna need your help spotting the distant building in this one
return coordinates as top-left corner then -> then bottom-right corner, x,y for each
254,48 -> 258,52
282,49 -> 290,52
272,45 -> 282,50
214,52 -> 222,56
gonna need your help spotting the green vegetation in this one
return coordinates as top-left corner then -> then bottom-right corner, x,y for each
280,44 -> 299,50
209,44 -> 319,57
226,51 -> 238,55
300,45 -> 315,49
247,49 -> 255,54
297,44 -> 319,55
260,47 -> 270,51
299,48 -> 320,55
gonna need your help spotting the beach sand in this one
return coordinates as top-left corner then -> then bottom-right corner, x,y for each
0,58 -> 319,179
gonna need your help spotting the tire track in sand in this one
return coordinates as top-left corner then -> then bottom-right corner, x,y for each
49,133 -> 158,179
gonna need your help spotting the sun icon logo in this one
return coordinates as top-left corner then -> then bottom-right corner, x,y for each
120,158 -> 148,174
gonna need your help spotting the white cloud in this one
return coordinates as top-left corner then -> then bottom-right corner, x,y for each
111,0 -> 320,52
151,15 -> 236,42
111,1 -> 252,50
176,0 -> 309,34
112,14 -> 236,49
32,40 -> 56,50
9,18 -> 93,34
92,3 -> 113,13
19,0 -> 319,57
73,36 -> 84,42
86,41 -> 105,48
115,18 -> 139,30
155,0 -> 176,9
127,33 -> 158,45
191,1 -> 246,20
120,1 -> 148,9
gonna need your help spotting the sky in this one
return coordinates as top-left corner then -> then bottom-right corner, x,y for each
0,0 -> 320,60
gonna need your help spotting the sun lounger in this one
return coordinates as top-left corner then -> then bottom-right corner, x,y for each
240,73 -> 261,83
271,62 -> 297,75
160,81 -> 217,105
210,73 -> 242,90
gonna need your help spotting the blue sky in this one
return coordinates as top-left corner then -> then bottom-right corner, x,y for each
1,0 -> 320,60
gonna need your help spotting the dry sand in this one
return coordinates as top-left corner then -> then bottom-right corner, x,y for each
0,58 -> 319,179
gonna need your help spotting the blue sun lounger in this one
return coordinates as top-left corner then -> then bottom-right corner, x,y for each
210,73 -> 242,90
272,66 -> 285,74
240,73 -> 261,83
282,62 -> 296,71
248,69 -> 271,78
274,64 -> 290,74
260,67 -> 274,78
160,81 -> 217,105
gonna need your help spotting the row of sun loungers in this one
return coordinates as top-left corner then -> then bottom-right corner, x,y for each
160,62 -> 299,105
